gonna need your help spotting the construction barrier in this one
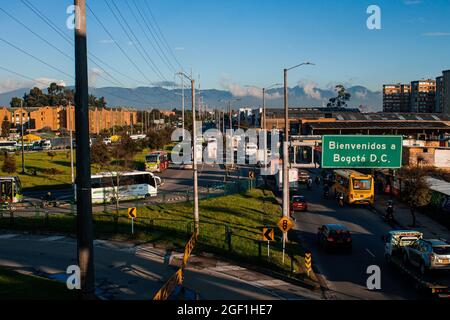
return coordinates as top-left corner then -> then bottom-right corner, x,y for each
153,232 -> 198,300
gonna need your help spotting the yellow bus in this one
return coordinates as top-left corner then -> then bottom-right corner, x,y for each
332,169 -> 374,206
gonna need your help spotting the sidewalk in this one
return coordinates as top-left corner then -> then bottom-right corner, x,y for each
373,193 -> 450,240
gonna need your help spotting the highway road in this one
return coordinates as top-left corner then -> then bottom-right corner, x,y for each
291,169 -> 422,300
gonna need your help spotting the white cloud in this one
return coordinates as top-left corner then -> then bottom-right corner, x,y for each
297,80 -> 322,100
220,77 -> 281,100
0,77 -> 66,94
354,90 -> 367,99
89,68 -> 103,87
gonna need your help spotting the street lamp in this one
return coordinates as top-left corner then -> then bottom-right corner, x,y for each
177,71 -> 199,235
282,62 -> 315,261
219,98 -> 241,131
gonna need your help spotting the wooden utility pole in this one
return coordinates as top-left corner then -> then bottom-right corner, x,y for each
74,0 -> 95,299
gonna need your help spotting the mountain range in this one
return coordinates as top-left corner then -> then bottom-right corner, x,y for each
0,85 -> 382,112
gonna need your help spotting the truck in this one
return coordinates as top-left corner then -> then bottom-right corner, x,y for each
271,168 -> 299,192
383,230 -> 450,299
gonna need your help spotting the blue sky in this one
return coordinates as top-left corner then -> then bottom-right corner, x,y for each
0,0 -> 449,94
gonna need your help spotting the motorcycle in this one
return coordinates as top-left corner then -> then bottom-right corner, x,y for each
323,190 -> 329,199
338,194 -> 345,207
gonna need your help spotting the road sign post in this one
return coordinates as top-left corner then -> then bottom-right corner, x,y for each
263,228 -> 274,258
277,217 -> 294,264
321,135 -> 403,169
305,252 -> 312,276
128,207 -> 137,235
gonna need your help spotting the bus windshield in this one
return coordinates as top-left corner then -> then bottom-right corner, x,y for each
353,179 -> 372,190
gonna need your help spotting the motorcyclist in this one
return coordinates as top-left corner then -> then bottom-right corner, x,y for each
323,185 -> 330,198
307,178 -> 313,190
385,200 -> 394,221
315,176 -> 321,186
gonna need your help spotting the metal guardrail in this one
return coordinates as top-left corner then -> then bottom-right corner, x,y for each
153,231 -> 198,300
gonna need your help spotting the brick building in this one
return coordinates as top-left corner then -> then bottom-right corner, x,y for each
0,106 -> 137,133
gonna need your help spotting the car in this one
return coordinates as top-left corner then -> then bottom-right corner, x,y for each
317,224 -> 352,252
290,195 -> 308,212
402,239 -> 450,274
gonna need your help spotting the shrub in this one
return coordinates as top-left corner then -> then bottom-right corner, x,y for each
2,153 -> 16,174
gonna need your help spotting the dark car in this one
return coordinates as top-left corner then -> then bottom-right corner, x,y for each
290,195 -> 308,212
317,224 -> 352,252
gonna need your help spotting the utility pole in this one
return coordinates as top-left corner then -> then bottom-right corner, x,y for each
262,88 -> 266,130
20,100 -> 25,174
74,0 -> 95,299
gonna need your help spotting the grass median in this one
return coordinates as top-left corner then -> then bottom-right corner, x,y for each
1,188 -> 312,281
0,267 -> 76,300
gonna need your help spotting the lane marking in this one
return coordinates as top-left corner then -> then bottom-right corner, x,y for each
365,248 -> 376,258
39,236 -> 66,242
0,234 -> 20,239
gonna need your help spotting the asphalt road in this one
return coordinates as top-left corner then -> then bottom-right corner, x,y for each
0,233 -> 322,300
291,169 -> 422,300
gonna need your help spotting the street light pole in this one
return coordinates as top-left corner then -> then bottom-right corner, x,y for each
20,100 -> 25,174
178,72 -> 199,235
191,78 -> 199,234
282,62 -> 314,250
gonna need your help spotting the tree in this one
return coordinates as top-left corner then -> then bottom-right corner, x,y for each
91,140 -> 111,165
23,87 -> 49,108
398,166 -> 432,227
2,152 -> 16,174
111,134 -> 138,168
327,85 -> 351,108
1,116 -> 11,138
10,97 -> 23,109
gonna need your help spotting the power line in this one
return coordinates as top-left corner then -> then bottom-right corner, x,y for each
21,0 -> 73,44
126,0 -> 176,74
106,0 -> 167,81
0,37 -> 74,79
19,0 -> 143,87
140,0 -> 184,70
86,2 -> 156,86
1,7 -> 155,106
133,0 -> 178,73
0,7 -> 73,62
0,65 -> 64,89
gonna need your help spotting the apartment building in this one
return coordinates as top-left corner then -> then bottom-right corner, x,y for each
410,79 -> 436,113
1,106 -> 137,133
383,84 -> 411,112
436,76 -> 444,113
443,70 -> 450,114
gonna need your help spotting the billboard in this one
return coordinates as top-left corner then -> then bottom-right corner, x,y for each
321,135 -> 403,169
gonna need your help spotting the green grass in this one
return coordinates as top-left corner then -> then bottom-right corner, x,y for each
1,189 -> 311,279
0,148 -> 155,191
0,268 -> 76,300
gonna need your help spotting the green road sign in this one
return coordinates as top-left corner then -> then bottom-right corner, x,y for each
321,135 -> 402,169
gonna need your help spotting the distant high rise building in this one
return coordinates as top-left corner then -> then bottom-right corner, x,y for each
410,79 -> 436,113
443,70 -> 450,115
383,84 -> 411,112
436,76 -> 444,113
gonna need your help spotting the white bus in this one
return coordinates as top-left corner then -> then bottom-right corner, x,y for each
0,141 -> 18,152
90,171 -> 161,204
